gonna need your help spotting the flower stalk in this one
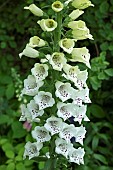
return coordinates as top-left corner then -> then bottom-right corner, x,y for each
19,0 -> 94,168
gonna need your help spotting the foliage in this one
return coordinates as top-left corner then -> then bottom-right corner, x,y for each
0,0 -> 113,169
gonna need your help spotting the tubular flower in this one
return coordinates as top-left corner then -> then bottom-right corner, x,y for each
46,52 -> 67,71
28,36 -> 45,48
68,20 -> 93,40
44,116 -> 63,135
37,19 -> 57,32
31,63 -> 48,82
72,0 -> 94,9
71,47 -> 91,68
55,81 -> 74,102
21,75 -> 44,96
52,1 -> 64,12
19,104 -> 31,122
59,38 -> 75,54
59,123 -> 76,142
32,126 -> 51,142
69,147 -> 85,164
55,138 -> 73,158
73,105 -> 88,124
23,141 -> 43,160
57,102 -> 74,121
75,126 -> 86,145
19,44 -> 39,58
27,100 -> 44,120
69,9 -> 84,20
24,4 -> 43,16
34,91 -> 55,110
71,88 -> 91,106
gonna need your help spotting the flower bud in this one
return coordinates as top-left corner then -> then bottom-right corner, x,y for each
24,4 -> 43,16
69,9 -> 84,20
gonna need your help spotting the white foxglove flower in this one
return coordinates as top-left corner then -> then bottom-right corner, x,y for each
69,147 -> 85,164
74,70 -> 88,90
44,116 -> 63,135
19,104 -> 40,123
31,63 -> 48,82
37,19 -> 57,32
19,44 -> 39,58
47,52 -> 67,71
63,64 -> 79,83
72,28 -> 93,40
28,36 -> 45,48
21,75 -> 44,96
24,4 -> 43,16
23,141 -> 43,160
73,105 -> 87,124
59,38 -> 75,54
69,9 -> 84,20
55,81 -> 74,102
57,102 -> 74,121
71,88 -> 91,106
19,104 -> 31,122
72,0 -> 94,9
27,100 -> 44,120
75,125 -> 86,145
52,1 -> 64,12
71,47 -> 91,68
59,123 -> 76,142
55,138 -> 73,158
34,91 -> 55,110
32,126 -> 51,142
68,20 -> 87,30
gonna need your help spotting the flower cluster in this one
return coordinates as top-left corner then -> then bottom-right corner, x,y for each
19,0 -> 93,166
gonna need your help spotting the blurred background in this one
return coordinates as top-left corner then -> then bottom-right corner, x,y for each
0,0 -> 113,169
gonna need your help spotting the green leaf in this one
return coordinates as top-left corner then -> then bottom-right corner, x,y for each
5,150 -> 15,159
104,68 -> 113,76
11,121 -> 27,138
92,135 -> 99,150
0,115 -> 10,125
1,42 -> 7,48
38,162 -> 45,170
0,165 -> 7,170
98,72 -> 109,80
100,2 -> 109,14
6,163 -> 15,170
93,154 -> 108,165
6,83 -> 15,99
89,104 -> 105,118
2,143 -> 13,152
89,76 -> 101,90
16,163 -> 26,170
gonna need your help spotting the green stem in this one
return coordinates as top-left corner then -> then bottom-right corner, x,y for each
53,12 -> 62,52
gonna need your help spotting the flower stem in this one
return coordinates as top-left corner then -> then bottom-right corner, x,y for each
53,12 -> 62,52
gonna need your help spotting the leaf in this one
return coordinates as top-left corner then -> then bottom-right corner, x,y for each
11,121 -> 27,138
38,162 -> 45,170
89,104 -> 105,118
6,163 -> 15,170
98,72 -> 108,80
5,150 -> 15,159
0,165 -> 7,170
0,115 -> 10,124
93,154 -> 108,165
92,135 -> 99,150
6,83 -> 15,99
104,68 -> 113,76
16,163 -> 26,170
100,2 -> 109,14
89,76 -> 101,90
